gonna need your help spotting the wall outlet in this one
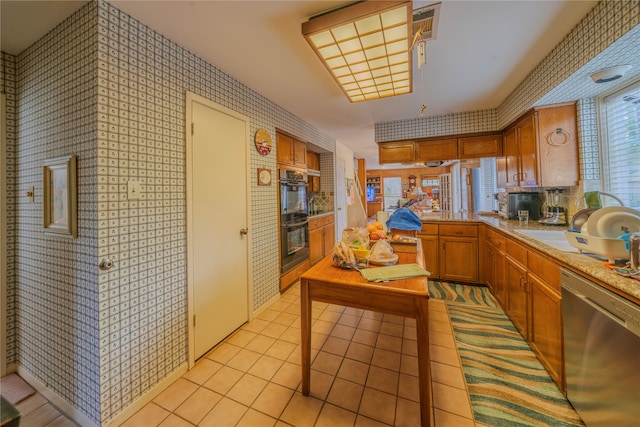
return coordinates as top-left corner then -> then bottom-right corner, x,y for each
127,180 -> 141,199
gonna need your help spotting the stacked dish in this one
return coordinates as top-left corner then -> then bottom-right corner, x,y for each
565,206 -> 640,263
584,207 -> 640,238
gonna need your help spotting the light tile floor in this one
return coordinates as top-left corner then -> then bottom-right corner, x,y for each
9,282 -> 482,426
122,282 -> 478,427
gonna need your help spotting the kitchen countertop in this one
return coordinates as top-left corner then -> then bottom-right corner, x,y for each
417,210 -> 640,304
308,211 -> 333,218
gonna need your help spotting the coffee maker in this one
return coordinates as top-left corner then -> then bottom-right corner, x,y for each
539,188 -> 568,225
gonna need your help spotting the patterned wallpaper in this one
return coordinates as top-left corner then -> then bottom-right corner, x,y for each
7,1 -> 101,422
4,0 -> 336,424
2,0 -> 639,425
375,109 -> 497,142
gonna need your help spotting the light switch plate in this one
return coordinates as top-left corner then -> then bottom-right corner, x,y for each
127,180 -> 141,199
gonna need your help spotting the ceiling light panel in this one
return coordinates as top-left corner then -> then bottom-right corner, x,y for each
303,1 -> 413,102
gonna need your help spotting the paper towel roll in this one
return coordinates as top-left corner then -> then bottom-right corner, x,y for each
376,211 -> 390,232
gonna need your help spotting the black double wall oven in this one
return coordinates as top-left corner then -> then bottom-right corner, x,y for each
279,167 -> 309,272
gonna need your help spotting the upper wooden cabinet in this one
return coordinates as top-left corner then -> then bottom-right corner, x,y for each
307,151 -> 320,171
503,103 -> 579,188
379,132 -> 503,164
458,133 -> 503,159
378,141 -> 415,164
277,132 -> 307,167
415,138 -> 457,162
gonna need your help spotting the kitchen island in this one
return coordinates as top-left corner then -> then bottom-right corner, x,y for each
300,244 -> 431,427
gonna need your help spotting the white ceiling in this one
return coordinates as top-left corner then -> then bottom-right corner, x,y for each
1,0 -> 601,168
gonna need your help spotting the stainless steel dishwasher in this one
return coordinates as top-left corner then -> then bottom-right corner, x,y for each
561,269 -> 640,426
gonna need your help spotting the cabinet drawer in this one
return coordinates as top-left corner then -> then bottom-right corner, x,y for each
528,251 -> 561,292
486,228 -> 505,250
439,224 -> 478,237
308,217 -> 322,230
506,238 -> 527,266
419,223 -> 438,235
309,214 -> 333,230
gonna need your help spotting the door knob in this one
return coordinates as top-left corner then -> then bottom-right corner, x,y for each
240,228 -> 248,236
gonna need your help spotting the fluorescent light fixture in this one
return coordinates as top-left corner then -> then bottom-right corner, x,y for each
302,1 -> 413,102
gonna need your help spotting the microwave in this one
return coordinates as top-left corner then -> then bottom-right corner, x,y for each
497,192 -> 542,220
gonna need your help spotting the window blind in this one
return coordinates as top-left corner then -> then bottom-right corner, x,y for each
602,81 -> 640,209
479,157 -> 498,212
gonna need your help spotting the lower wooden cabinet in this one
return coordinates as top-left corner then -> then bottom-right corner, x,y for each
280,259 -> 310,292
418,222 -> 478,282
527,251 -> 564,391
481,224 -> 564,391
440,236 -> 478,283
367,201 -> 382,217
439,223 -> 478,283
483,239 -> 507,308
506,252 -> 528,337
309,214 -> 335,266
419,234 -> 439,278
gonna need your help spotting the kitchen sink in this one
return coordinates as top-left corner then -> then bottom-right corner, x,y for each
513,229 -> 579,253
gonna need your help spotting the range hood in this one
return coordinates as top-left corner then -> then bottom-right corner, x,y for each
424,160 -> 455,167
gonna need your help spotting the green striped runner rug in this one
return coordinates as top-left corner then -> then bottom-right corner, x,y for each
428,281 -> 498,307
448,304 -> 584,426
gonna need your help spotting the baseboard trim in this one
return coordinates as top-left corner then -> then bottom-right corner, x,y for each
252,292 -> 281,318
104,363 -> 188,426
16,365 -> 98,427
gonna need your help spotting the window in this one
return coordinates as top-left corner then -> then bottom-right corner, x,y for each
600,80 -> 640,209
478,158 -> 499,212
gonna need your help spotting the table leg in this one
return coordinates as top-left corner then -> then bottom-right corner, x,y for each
415,296 -> 431,427
301,278 -> 312,396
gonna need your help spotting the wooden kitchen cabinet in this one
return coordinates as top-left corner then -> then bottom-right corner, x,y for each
378,141 -> 415,164
481,227 -> 507,308
307,151 -> 320,171
503,103 -> 578,188
438,223 -> 479,282
309,214 -> 335,266
458,133 -> 503,159
481,224 -> 565,391
505,239 -> 528,337
308,175 -> 320,192
527,251 -> 564,391
419,222 -> 478,282
367,201 -> 382,217
418,223 -> 439,278
415,138 -> 458,162
277,131 -> 307,167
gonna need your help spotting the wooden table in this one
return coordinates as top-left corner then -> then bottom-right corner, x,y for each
300,243 -> 431,427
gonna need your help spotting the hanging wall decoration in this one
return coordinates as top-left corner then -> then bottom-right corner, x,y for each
43,154 -> 78,238
254,128 -> 272,156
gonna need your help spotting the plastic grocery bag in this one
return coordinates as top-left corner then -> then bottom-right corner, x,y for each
341,227 -> 370,249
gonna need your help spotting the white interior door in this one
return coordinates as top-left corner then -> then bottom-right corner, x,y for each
187,93 -> 249,360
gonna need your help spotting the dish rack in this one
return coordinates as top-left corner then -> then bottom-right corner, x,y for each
564,231 -> 629,263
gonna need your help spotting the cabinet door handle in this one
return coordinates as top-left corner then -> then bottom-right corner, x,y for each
512,173 -> 518,180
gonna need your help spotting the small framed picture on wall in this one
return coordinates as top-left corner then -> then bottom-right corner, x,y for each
43,154 -> 78,238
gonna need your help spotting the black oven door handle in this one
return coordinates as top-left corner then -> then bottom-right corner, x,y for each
282,219 -> 309,228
